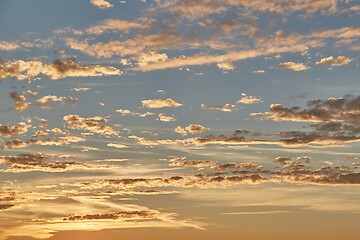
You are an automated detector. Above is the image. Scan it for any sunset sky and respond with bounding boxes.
[0,0,359,239]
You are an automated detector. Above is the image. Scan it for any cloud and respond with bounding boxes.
[169,157,216,168]
[142,98,182,108]
[236,95,262,104]
[215,162,263,170]
[253,95,360,124]
[311,27,360,40]
[217,62,236,71]
[185,124,209,134]
[63,115,119,136]
[9,92,29,111]
[162,0,227,19]
[191,131,360,148]
[0,136,85,150]
[34,95,78,109]
[161,0,344,19]
[175,126,187,136]
[315,56,352,67]
[277,61,309,71]
[0,122,28,137]
[201,103,236,112]
[116,109,154,117]
[0,41,21,51]
[137,51,169,67]
[253,69,265,74]
[71,87,91,92]
[59,210,163,221]
[9,92,78,111]
[107,143,128,149]
[65,32,182,59]
[158,114,177,122]
[90,0,113,9]
[85,18,150,35]
[0,204,14,210]
[0,152,113,172]
[0,59,122,80]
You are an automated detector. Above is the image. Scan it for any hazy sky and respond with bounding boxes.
[0,0,359,239]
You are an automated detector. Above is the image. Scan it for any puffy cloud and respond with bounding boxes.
[277,61,309,71]
[137,52,169,67]
[201,103,236,112]
[0,59,121,81]
[9,92,78,111]
[63,115,119,136]
[71,87,91,92]
[116,109,154,117]
[236,95,262,104]
[44,59,122,80]
[185,124,209,134]
[142,98,182,108]
[0,122,28,137]
[34,95,78,109]
[33,130,49,138]
[0,41,20,51]
[9,92,29,111]
[174,124,209,136]
[158,114,177,122]
[315,56,352,67]
[217,62,236,71]
[51,128,66,135]
[253,95,360,124]
[90,0,113,9]
[174,127,187,137]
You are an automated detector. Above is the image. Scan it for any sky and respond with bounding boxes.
[0,0,359,239]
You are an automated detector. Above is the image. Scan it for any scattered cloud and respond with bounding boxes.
[315,56,352,67]
[0,41,21,51]
[9,92,78,111]
[0,59,122,80]
[90,0,113,9]
[107,143,128,149]
[201,103,236,112]
[0,152,112,172]
[185,124,209,134]
[85,18,150,35]
[158,114,177,122]
[0,122,28,137]
[236,95,262,104]
[63,115,119,135]
[277,61,309,71]
[217,62,236,71]
[71,87,91,92]
[142,98,182,108]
